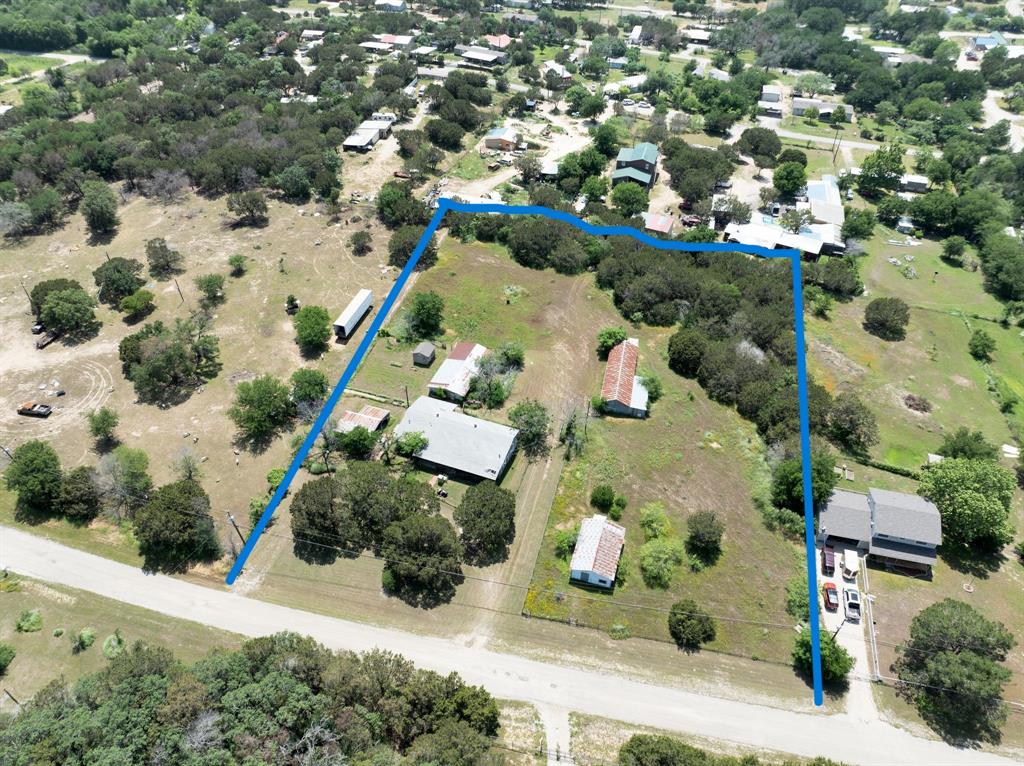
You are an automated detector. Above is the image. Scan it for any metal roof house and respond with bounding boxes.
[800,174,845,227]
[819,488,942,575]
[394,396,518,480]
[570,514,626,589]
[612,143,659,189]
[601,338,649,418]
[413,341,436,367]
[484,126,520,151]
[428,341,487,401]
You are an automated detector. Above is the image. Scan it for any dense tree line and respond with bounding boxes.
[0,633,501,766]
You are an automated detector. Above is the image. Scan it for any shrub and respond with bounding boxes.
[639,502,670,540]
[609,494,628,521]
[266,468,286,490]
[863,296,910,341]
[228,254,247,276]
[71,627,97,653]
[16,609,42,633]
[638,538,685,588]
[785,575,810,621]
[0,643,14,675]
[968,328,996,361]
[590,484,615,511]
[102,630,126,659]
[596,326,627,358]
[686,510,724,562]
[793,626,853,684]
[668,599,716,648]
[554,527,578,558]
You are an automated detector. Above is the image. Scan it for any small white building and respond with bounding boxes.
[375,0,406,10]
[428,341,487,401]
[570,514,626,589]
[628,25,643,47]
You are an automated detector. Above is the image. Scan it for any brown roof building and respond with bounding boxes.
[336,405,390,434]
[601,338,649,418]
[570,514,626,588]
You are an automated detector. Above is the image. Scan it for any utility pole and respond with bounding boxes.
[404,384,410,407]
[0,444,12,460]
[173,278,185,304]
[19,280,31,309]
[3,689,21,708]
[831,617,846,641]
[226,512,246,546]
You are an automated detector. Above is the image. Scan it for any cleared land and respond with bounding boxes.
[246,236,824,707]
[0,190,393,571]
[807,227,1020,471]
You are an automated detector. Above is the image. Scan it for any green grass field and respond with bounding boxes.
[0,575,242,710]
[807,228,1020,470]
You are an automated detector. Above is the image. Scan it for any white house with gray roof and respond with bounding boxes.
[393,397,518,480]
[819,488,942,575]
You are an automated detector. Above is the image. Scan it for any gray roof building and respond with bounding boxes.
[819,487,942,574]
[393,397,518,480]
[413,341,436,366]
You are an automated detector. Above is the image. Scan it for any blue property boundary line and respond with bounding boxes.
[225,200,825,705]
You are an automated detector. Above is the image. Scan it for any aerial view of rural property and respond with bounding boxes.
[2,0,1024,763]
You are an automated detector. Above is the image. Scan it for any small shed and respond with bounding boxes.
[336,405,390,434]
[413,341,436,367]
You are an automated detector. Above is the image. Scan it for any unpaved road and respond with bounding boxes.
[3,527,1020,766]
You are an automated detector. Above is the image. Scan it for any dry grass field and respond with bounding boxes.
[0,190,393,570]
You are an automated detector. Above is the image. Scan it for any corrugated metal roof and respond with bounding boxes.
[602,338,639,407]
[336,405,390,433]
[571,515,626,581]
[616,142,659,165]
[393,397,518,479]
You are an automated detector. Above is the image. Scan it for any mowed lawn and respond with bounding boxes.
[0,576,243,712]
[807,228,1019,470]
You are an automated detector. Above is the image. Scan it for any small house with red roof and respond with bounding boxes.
[601,338,649,418]
[570,514,626,589]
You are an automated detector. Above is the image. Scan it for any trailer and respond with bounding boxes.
[333,289,373,339]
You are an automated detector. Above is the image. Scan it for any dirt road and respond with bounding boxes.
[4,527,1019,766]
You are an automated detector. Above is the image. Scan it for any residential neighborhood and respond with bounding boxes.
[1,0,1023,763]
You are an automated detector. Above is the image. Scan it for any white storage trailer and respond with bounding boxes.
[333,289,373,339]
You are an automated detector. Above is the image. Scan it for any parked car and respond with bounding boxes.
[393,170,411,179]
[637,100,651,109]
[31,322,44,335]
[622,98,635,106]
[821,544,835,576]
[822,582,839,612]
[843,587,861,621]
[17,402,52,418]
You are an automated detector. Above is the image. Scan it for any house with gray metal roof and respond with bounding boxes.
[393,397,518,480]
[819,487,942,575]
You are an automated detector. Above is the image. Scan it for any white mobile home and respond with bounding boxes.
[333,289,373,339]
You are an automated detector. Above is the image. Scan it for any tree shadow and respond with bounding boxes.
[894,681,1005,747]
[792,665,851,702]
[140,542,220,574]
[86,230,117,248]
[13,499,91,529]
[387,572,464,609]
[684,540,722,568]
[57,321,102,346]
[463,543,511,568]
[938,545,1005,579]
